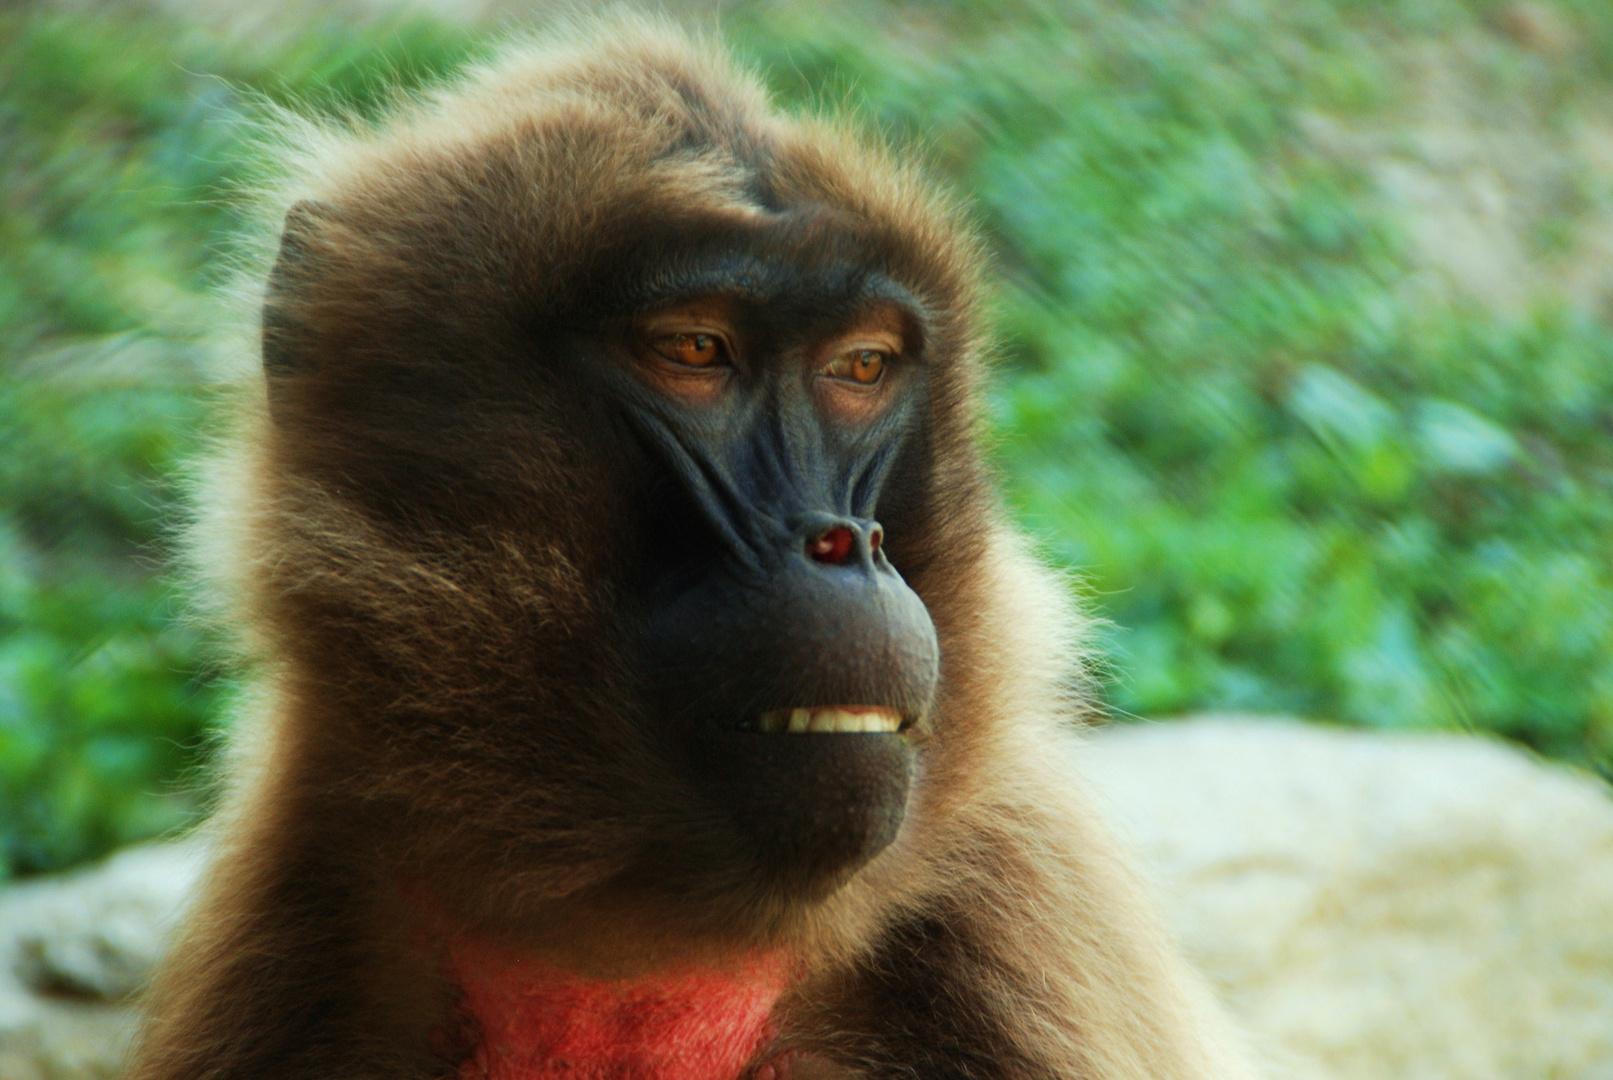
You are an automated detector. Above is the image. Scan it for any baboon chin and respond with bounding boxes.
[128,14,1256,1080]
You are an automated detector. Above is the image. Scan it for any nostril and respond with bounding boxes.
[807,525,856,565]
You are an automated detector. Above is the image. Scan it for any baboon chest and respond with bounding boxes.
[446,937,790,1080]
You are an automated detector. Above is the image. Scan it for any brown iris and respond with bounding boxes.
[652,332,723,367]
[825,349,887,385]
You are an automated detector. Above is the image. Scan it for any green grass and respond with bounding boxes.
[2,0,1611,876]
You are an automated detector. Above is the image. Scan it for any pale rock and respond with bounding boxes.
[0,842,206,1080]
[1080,716,1613,1080]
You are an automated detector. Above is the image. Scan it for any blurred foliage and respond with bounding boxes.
[0,3,483,876]
[731,0,1613,764]
[2,0,1611,876]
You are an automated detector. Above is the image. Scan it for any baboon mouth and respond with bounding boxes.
[696,715,916,891]
[749,706,908,734]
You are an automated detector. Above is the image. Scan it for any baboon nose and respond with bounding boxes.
[805,521,882,566]
[807,526,854,564]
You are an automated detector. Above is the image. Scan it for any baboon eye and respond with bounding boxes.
[823,348,888,385]
[652,332,726,368]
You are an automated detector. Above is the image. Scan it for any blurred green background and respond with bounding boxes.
[4,0,1613,878]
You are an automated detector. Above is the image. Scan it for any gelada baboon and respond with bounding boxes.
[128,15,1253,1080]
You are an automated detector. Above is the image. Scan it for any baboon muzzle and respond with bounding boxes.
[627,375,940,893]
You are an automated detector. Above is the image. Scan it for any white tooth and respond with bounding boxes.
[779,706,905,733]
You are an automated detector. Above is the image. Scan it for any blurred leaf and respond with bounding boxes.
[1414,400,1519,476]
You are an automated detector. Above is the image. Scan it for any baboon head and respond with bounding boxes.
[250,24,991,943]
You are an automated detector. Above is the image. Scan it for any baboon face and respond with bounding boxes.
[260,95,980,914]
[591,225,943,894]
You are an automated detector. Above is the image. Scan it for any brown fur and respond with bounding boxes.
[129,15,1254,1080]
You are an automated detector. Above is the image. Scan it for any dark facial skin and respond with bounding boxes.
[588,258,942,899]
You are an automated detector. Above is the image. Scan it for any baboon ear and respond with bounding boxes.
[262,199,333,375]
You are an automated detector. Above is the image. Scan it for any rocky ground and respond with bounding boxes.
[0,842,206,1080]
[1082,718,1613,1080]
[2,718,1609,1080]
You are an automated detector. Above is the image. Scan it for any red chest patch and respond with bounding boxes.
[447,938,790,1080]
